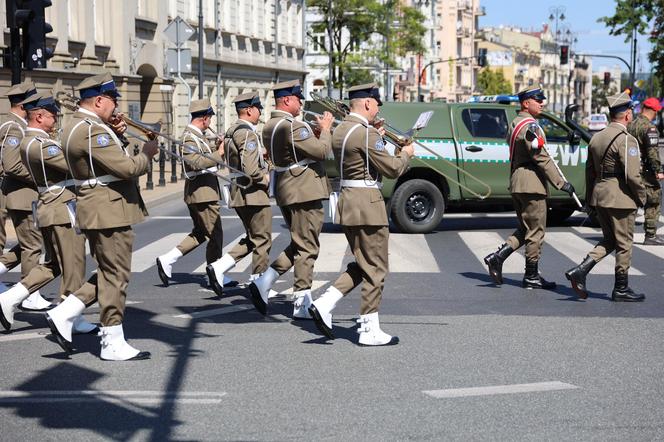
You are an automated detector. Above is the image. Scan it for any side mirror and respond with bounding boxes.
[568,130,581,145]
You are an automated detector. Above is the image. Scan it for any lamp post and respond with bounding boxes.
[548,6,566,114]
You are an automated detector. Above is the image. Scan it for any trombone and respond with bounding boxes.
[308,92,492,200]
[55,91,252,189]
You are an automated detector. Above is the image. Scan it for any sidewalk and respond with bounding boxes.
[2,173,184,244]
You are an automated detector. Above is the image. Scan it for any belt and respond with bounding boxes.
[187,166,219,177]
[340,179,383,189]
[601,171,625,179]
[273,158,315,173]
[74,174,123,187]
[38,179,76,193]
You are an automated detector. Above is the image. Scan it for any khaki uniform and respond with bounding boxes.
[225,119,272,274]
[330,113,410,314]
[586,122,646,273]
[0,112,42,277]
[0,113,25,261]
[261,110,331,290]
[176,124,224,264]
[18,128,87,298]
[505,111,565,260]
[627,113,662,236]
[63,107,150,326]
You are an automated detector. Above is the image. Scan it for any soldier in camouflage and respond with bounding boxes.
[627,97,664,245]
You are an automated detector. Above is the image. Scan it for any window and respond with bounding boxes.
[538,117,568,142]
[311,33,326,53]
[461,108,508,139]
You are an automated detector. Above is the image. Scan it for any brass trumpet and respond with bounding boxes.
[308,92,492,200]
[55,91,252,189]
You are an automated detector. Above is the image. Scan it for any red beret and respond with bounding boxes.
[642,97,662,111]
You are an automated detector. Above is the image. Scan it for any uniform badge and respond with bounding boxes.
[96,134,110,146]
[374,139,385,151]
[299,128,310,139]
[246,141,257,151]
[47,145,60,156]
[628,147,638,157]
[6,136,19,147]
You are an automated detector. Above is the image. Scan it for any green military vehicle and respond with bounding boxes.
[311,96,590,233]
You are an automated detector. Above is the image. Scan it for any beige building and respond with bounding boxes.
[1,0,306,137]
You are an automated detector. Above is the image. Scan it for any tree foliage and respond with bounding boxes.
[476,68,512,95]
[591,76,617,113]
[308,0,426,96]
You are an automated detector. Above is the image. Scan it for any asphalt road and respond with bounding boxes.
[0,197,663,441]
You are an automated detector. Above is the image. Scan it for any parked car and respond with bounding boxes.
[587,113,608,132]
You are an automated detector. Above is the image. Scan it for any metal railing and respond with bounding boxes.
[133,141,181,190]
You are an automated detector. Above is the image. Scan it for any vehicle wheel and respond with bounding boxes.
[547,207,575,226]
[390,179,445,233]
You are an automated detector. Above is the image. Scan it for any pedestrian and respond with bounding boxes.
[308,82,414,346]
[565,92,646,301]
[206,92,272,295]
[0,92,96,335]
[46,72,158,360]
[249,80,334,316]
[627,97,664,245]
[0,80,51,310]
[484,86,575,289]
[156,98,236,290]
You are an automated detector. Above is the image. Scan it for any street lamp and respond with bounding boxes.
[548,6,566,114]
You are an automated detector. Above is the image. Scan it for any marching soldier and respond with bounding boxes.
[156,99,235,290]
[249,80,333,316]
[484,87,575,289]
[0,92,96,335]
[627,97,664,245]
[45,72,158,360]
[206,92,272,295]
[566,92,646,301]
[0,80,51,310]
[309,83,414,346]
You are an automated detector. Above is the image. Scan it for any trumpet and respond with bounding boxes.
[55,91,252,189]
[308,92,492,200]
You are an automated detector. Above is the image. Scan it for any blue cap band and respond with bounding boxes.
[274,85,304,99]
[235,96,263,110]
[10,88,37,105]
[348,88,382,105]
[24,96,60,114]
[191,107,215,118]
[518,88,546,101]
[79,80,121,99]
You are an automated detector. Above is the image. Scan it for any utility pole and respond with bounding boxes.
[198,0,204,99]
[327,0,333,97]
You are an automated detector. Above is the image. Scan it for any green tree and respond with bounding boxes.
[598,0,664,95]
[591,76,617,113]
[476,68,512,95]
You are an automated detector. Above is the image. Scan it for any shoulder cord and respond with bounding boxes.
[339,123,362,184]
[180,130,206,181]
[270,117,308,171]
[26,137,66,198]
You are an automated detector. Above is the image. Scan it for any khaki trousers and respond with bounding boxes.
[505,193,547,261]
[21,224,86,298]
[229,205,272,274]
[72,227,133,326]
[271,200,324,291]
[0,206,6,250]
[332,225,389,315]
[177,202,223,264]
[2,210,42,279]
[0,205,21,269]
[589,207,636,274]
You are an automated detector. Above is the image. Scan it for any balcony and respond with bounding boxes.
[476,6,486,16]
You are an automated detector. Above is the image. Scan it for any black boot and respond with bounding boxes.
[522,260,556,290]
[484,243,514,285]
[564,256,596,299]
[611,273,645,302]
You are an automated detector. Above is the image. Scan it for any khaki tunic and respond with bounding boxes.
[63,107,150,326]
[330,113,410,315]
[0,113,25,265]
[586,122,646,274]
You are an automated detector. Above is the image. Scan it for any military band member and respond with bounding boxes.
[566,92,646,301]
[249,80,333,316]
[156,99,234,290]
[45,72,158,360]
[627,97,664,245]
[484,87,574,290]
[0,93,95,335]
[308,83,413,346]
[206,92,272,296]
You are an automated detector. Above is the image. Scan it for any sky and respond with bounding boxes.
[479,0,654,75]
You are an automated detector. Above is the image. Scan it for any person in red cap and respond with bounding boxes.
[627,97,664,245]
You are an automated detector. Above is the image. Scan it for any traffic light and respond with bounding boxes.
[603,72,610,87]
[560,45,569,65]
[477,48,488,68]
[19,0,54,69]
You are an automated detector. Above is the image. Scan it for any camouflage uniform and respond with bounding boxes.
[627,113,662,239]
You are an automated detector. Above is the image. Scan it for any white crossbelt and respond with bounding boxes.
[38,179,76,193]
[74,174,123,187]
[273,158,315,173]
[186,166,219,177]
[226,172,245,178]
[340,179,383,189]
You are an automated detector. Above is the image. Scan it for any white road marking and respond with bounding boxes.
[0,390,226,405]
[547,231,644,275]
[131,233,188,272]
[314,233,349,272]
[458,231,524,274]
[389,234,440,273]
[193,233,281,274]
[423,381,579,399]
[274,280,329,296]
[173,304,254,319]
